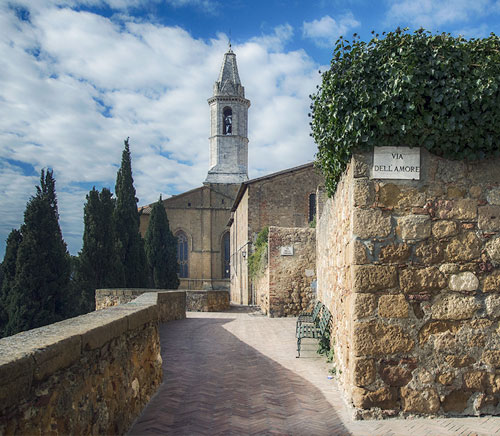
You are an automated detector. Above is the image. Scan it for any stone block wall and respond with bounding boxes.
[254,226,316,317]
[96,288,229,313]
[95,288,152,310]
[254,268,270,314]
[186,290,230,311]
[95,289,186,321]
[316,167,355,396]
[317,149,500,418]
[0,291,185,435]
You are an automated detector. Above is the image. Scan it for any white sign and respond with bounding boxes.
[371,147,420,180]
[280,246,294,256]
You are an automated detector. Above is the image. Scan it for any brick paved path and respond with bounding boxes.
[129,307,500,436]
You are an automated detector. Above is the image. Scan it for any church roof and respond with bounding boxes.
[213,46,245,98]
[230,162,316,213]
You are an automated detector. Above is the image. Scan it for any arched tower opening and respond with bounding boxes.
[223,107,232,135]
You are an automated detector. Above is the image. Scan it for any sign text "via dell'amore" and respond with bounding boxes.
[371,146,421,180]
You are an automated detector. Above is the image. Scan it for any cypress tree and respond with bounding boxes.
[77,187,120,312]
[144,196,179,289]
[4,170,70,336]
[114,138,148,288]
[0,229,22,336]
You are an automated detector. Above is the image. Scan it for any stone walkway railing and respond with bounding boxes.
[0,290,184,435]
[96,288,230,312]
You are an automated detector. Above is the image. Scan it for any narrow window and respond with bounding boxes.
[309,193,316,223]
[223,232,230,278]
[176,231,188,278]
[223,107,232,135]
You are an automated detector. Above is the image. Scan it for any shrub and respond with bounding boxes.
[311,28,500,195]
[248,227,269,279]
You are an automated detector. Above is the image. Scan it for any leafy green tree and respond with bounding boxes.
[144,196,179,289]
[311,29,500,195]
[0,229,22,336]
[4,170,70,336]
[77,187,121,312]
[114,138,148,288]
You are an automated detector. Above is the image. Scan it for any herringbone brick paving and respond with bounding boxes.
[128,306,500,436]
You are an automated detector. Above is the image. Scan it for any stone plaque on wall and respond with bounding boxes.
[280,246,294,256]
[371,146,420,180]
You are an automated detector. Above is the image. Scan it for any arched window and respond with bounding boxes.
[223,107,232,135]
[309,193,316,223]
[222,232,230,278]
[176,231,188,278]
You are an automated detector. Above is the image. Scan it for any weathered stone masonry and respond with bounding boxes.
[96,288,230,312]
[0,291,185,435]
[254,226,316,317]
[317,149,500,418]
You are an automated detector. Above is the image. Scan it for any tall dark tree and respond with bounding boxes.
[0,229,22,336]
[4,170,70,336]
[77,187,120,312]
[144,196,179,289]
[114,138,148,287]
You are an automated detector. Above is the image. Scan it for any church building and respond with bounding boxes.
[140,46,323,297]
[139,46,247,291]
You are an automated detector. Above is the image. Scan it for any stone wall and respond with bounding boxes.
[0,291,185,435]
[230,187,249,305]
[316,168,354,397]
[139,183,239,284]
[317,149,500,418]
[95,288,152,310]
[254,226,316,317]
[254,267,270,315]
[96,288,229,313]
[186,290,230,312]
[230,164,324,305]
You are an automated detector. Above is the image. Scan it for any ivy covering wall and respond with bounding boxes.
[310,29,500,195]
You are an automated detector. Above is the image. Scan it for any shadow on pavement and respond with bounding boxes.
[128,316,350,436]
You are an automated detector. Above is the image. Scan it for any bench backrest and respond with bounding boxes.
[311,301,323,320]
[318,308,331,335]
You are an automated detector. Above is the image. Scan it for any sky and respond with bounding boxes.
[1,0,500,257]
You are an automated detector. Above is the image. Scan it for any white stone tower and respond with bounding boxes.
[205,45,250,184]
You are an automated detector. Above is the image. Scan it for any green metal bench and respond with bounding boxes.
[296,300,323,334]
[296,306,331,358]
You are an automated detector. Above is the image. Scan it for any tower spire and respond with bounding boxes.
[205,48,250,185]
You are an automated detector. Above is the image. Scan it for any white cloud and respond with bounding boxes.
[0,3,321,256]
[454,23,490,38]
[302,13,360,47]
[385,0,499,29]
[164,0,219,13]
[250,24,294,52]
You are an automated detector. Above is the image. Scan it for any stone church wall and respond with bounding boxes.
[254,226,316,317]
[230,188,250,305]
[230,164,323,305]
[317,149,500,418]
[247,166,323,237]
[140,183,239,291]
[0,291,185,435]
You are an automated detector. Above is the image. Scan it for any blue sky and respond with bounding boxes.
[1,0,500,258]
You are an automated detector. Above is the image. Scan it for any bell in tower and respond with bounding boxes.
[204,45,250,184]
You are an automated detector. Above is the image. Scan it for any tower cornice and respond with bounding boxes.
[207,96,250,107]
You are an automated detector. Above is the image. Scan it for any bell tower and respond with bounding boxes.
[205,45,250,184]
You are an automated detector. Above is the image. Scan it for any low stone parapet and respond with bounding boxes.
[0,290,185,435]
[96,288,229,313]
[95,288,186,318]
[186,290,230,311]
